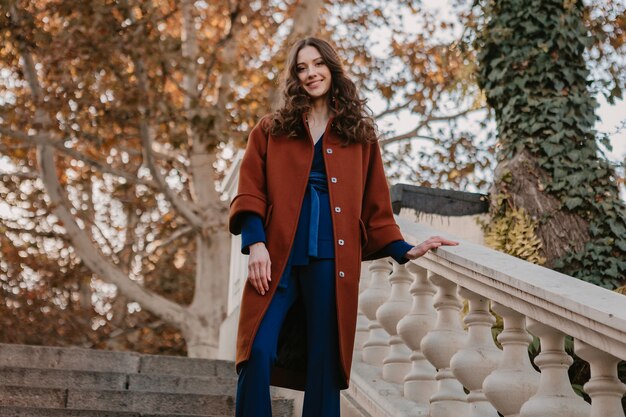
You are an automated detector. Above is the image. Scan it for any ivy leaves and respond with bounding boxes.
[483,206,547,266]
[476,0,626,287]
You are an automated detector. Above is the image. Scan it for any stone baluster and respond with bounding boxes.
[397,263,437,404]
[520,319,591,417]
[483,303,540,417]
[360,259,392,366]
[450,288,502,417]
[421,272,468,417]
[575,339,626,417]
[376,261,413,383]
[355,261,372,351]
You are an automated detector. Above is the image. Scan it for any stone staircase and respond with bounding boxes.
[0,343,294,417]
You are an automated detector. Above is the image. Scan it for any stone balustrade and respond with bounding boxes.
[225,153,624,416]
[353,217,626,417]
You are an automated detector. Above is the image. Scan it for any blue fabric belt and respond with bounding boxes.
[307,171,329,258]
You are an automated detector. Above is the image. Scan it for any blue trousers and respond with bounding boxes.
[235,259,341,417]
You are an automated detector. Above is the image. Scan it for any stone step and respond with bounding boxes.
[138,355,234,378]
[0,386,293,417]
[0,344,139,374]
[0,343,236,378]
[0,406,231,416]
[0,386,65,409]
[0,367,128,391]
[128,374,236,396]
[0,367,237,395]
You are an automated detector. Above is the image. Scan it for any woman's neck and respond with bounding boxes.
[308,98,333,124]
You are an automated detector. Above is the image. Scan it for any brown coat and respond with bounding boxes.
[228,113,404,390]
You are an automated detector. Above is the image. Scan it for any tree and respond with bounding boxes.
[0,0,323,356]
[475,0,626,287]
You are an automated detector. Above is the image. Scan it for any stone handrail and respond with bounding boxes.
[352,216,626,417]
[400,217,626,360]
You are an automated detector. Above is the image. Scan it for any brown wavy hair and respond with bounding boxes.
[269,37,378,145]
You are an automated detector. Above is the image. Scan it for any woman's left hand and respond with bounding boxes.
[404,236,459,260]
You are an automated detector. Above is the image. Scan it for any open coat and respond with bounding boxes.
[228,113,405,390]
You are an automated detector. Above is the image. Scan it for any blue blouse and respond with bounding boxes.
[240,134,413,267]
[289,137,334,265]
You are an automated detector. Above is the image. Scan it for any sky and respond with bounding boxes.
[596,96,626,162]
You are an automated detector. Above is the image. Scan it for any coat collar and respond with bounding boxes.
[301,111,339,146]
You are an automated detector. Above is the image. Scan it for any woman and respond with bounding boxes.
[229,37,457,417]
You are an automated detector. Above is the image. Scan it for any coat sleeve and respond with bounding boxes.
[361,141,406,260]
[229,116,271,236]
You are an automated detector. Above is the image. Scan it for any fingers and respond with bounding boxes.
[248,254,271,295]
[248,262,261,295]
[406,236,460,260]
[259,273,269,294]
[438,238,459,246]
[426,235,459,246]
[421,241,442,252]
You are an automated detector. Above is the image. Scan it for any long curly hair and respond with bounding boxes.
[269,37,378,145]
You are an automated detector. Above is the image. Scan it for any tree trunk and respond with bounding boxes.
[491,150,589,265]
[186,230,231,357]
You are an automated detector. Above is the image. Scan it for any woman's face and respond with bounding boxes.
[295,46,332,100]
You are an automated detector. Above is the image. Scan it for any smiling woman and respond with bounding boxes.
[228,37,457,417]
[296,48,332,101]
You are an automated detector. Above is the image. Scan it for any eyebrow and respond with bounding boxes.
[296,57,324,66]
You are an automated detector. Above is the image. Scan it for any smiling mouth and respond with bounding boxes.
[307,80,322,88]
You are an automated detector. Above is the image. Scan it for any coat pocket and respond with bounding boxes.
[264,204,274,228]
[358,218,368,247]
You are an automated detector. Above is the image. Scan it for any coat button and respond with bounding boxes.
[338,271,345,278]
[331,177,337,183]
[334,206,341,213]
[338,239,344,246]
[326,148,333,154]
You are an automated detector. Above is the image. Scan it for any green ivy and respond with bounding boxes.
[475,0,626,288]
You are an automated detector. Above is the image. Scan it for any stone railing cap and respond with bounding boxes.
[397,217,626,360]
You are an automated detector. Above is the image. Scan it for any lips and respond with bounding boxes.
[307,80,322,88]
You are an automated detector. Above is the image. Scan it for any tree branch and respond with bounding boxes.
[117,143,190,171]
[0,126,159,188]
[380,133,439,146]
[374,100,412,119]
[8,2,189,326]
[0,222,73,245]
[0,170,38,180]
[134,74,205,230]
[139,225,195,258]
[123,1,204,230]
[0,142,32,153]
[198,2,243,97]
[84,216,121,263]
[427,107,484,122]
[40,143,188,324]
[379,107,484,146]
[65,127,190,167]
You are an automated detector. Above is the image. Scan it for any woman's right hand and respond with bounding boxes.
[248,242,272,295]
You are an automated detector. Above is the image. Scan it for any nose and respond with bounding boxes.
[306,66,320,78]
